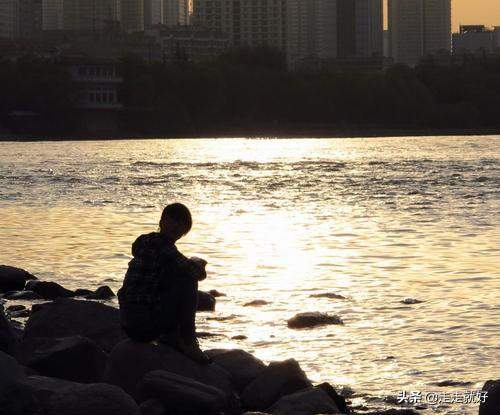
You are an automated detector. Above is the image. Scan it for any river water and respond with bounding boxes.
[1,137,499,414]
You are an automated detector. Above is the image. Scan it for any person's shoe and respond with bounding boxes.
[176,336,212,365]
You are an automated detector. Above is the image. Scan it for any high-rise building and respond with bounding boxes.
[163,0,189,26]
[453,25,500,55]
[355,0,383,57]
[63,0,120,32]
[193,0,287,50]
[42,0,64,30]
[144,0,162,29]
[121,0,144,32]
[19,0,43,38]
[388,0,451,66]
[0,0,19,38]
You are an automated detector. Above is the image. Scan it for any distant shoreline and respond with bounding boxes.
[1,126,500,142]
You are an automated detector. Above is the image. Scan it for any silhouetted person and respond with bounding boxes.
[118,203,211,364]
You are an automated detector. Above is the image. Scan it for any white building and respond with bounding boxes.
[193,0,287,50]
[163,0,189,26]
[388,0,451,66]
[0,0,19,38]
[121,0,144,32]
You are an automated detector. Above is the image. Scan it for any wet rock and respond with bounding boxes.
[139,399,165,415]
[208,290,226,297]
[23,298,125,353]
[309,292,346,300]
[242,359,312,411]
[3,290,43,300]
[432,380,473,387]
[25,280,75,300]
[363,410,420,415]
[0,350,25,386]
[0,305,18,355]
[0,265,37,293]
[244,300,270,307]
[268,385,340,415]
[26,335,107,383]
[73,289,94,297]
[137,370,227,413]
[46,382,141,415]
[197,291,216,311]
[242,413,271,415]
[8,308,31,319]
[104,339,233,401]
[232,335,248,340]
[479,379,500,415]
[88,285,115,300]
[287,312,343,329]
[6,305,26,312]
[206,349,266,392]
[400,298,424,305]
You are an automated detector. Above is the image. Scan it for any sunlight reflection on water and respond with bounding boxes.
[1,136,499,414]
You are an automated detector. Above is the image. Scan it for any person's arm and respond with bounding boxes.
[161,246,207,281]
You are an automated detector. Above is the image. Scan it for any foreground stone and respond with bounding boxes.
[287,312,344,329]
[207,349,266,392]
[400,298,424,305]
[268,385,340,415]
[0,306,18,355]
[3,290,43,300]
[26,335,107,383]
[309,293,346,300]
[242,359,312,411]
[25,280,75,300]
[23,298,125,353]
[137,370,227,413]
[0,265,37,292]
[244,300,270,307]
[479,379,500,415]
[87,285,115,300]
[104,339,233,401]
[198,291,216,311]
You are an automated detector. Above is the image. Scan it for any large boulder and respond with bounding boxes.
[25,280,74,300]
[0,265,37,292]
[87,286,115,300]
[139,399,165,415]
[23,298,125,353]
[197,291,216,311]
[206,349,266,392]
[26,335,107,383]
[479,379,500,415]
[0,305,18,355]
[137,370,227,413]
[242,359,312,411]
[104,339,233,401]
[268,386,340,415]
[287,312,343,329]
[3,290,43,300]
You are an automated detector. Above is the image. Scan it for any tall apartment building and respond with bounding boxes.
[0,0,19,38]
[287,0,382,67]
[42,0,64,30]
[19,0,43,38]
[144,0,162,29]
[388,0,451,66]
[452,25,500,55]
[63,0,120,32]
[121,0,144,32]
[163,0,189,26]
[193,0,287,50]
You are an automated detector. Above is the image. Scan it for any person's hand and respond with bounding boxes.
[190,256,207,268]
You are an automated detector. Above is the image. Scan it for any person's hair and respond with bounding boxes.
[160,203,192,234]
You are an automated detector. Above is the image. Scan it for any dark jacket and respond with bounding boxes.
[117,232,205,334]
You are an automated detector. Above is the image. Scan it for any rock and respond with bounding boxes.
[232,335,248,340]
[6,305,26,312]
[0,350,25,387]
[287,312,343,329]
[46,382,141,415]
[139,399,166,415]
[23,298,125,353]
[208,290,226,297]
[309,293,346,300]
[73,289,94,297]
[26,336,107,383]
[0,306,18,355]
[87,285,115,300]
[243,300,270,307]
[432,380,473,387]
[479,379,500,415]
[198,291,216,311]
[137,370,227,413]
[25,280,75,300]
[400,298,423,305]
[206,349,266,392]
[268,385,340,415]
[242,413,271,415]
[363,410,420,415]
[0,265,37,293]
[8,308,31,319]
[3,290,43,300]
[242,359,312,411]
[104,339,233,401]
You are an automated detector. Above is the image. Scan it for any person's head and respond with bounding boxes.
[159,203,192,241]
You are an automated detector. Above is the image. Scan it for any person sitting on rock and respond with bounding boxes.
[118,203,211,364]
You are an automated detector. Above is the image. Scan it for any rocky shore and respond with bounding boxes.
[0,265,498,415]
